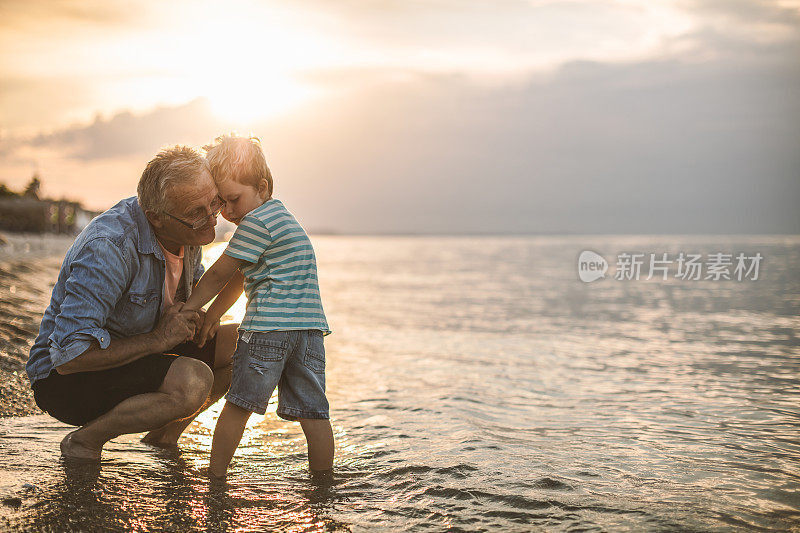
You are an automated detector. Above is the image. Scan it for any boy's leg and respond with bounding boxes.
[208,330,289,476]
[277,330,332,471]
[210,401,253,477]
[298,418,334,471]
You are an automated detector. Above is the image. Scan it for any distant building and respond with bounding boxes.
[0,174,100,234]
[0,197,98,234]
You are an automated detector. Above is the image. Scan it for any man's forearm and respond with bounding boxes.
[56,330,166,375]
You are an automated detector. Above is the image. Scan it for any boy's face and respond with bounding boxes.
[218,178,266,225]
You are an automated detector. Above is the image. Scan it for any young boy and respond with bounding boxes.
[184,134,333,477]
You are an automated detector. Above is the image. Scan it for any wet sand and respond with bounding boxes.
[0,233,73,417]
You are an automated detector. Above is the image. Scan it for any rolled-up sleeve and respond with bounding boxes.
[48,237,129,368]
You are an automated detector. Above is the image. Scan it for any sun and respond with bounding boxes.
[176,3,334,125]
[205,73,320,124]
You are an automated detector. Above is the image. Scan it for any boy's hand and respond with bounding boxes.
[189,308,205,344]
[195,314,220,348]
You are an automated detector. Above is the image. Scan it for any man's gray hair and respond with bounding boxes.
[137,145,210,213]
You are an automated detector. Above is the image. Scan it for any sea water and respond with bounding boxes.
[0,235,798,531]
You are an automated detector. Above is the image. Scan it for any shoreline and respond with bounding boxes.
[0,371,38,417]
[0,233,76,417]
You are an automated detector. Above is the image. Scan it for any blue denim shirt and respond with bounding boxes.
[26,196,204,384]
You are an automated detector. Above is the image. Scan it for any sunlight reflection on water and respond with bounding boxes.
[0,235,799,531]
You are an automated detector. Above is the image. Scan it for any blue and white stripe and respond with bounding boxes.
[224,199,330,334]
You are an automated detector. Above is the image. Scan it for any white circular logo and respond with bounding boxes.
[578,250,608,282]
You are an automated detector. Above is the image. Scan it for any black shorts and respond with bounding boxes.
[32,336,218,427]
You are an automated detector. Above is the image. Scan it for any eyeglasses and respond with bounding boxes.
[164,197,224,230]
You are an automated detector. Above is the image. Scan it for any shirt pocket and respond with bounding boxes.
[128,292,157,306]
[111,289,160,335]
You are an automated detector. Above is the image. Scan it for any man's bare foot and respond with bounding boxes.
[60,430,101,461]
[141,431,179,449]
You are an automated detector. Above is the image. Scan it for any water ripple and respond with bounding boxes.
[0,236,798,531]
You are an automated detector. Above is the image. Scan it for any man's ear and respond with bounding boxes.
[145,209,165,229]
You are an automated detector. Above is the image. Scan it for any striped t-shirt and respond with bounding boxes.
[223,199,330,334]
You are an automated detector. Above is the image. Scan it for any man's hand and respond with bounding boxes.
[153,303,200,351]
[56,304,199,375]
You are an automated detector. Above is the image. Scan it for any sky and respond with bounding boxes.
[0,0,798,234]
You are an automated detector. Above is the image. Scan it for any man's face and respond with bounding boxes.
[158,170,219,247]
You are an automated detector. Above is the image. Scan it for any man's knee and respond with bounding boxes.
[161,357,214,417]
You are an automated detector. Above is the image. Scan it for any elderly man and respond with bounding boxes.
[26,145,237,460]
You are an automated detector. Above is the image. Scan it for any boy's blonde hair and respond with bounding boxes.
[204,133,273,198]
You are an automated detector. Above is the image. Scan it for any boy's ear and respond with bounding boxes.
[145,209,165,229]
[258,178,270,200]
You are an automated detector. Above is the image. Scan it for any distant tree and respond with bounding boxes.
[23,173,41,199]
[0,183,17,198]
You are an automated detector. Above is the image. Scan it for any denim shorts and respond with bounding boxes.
[226,329,329,419]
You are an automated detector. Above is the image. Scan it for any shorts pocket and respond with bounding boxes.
[248,335,287,362]
[303,333,325,374]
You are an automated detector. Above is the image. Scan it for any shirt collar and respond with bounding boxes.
[131,197,164,260]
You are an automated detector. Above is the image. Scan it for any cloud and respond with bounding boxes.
[24,99,226,161]
[272,52,800,234]
[1,2,798,233]
[0,99,231,208]
[291,0,687,69]
[663,0,800,63]
[682,0,800,25]
[0,0,139,30]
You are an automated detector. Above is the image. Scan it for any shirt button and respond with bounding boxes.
[100,337,105,342]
